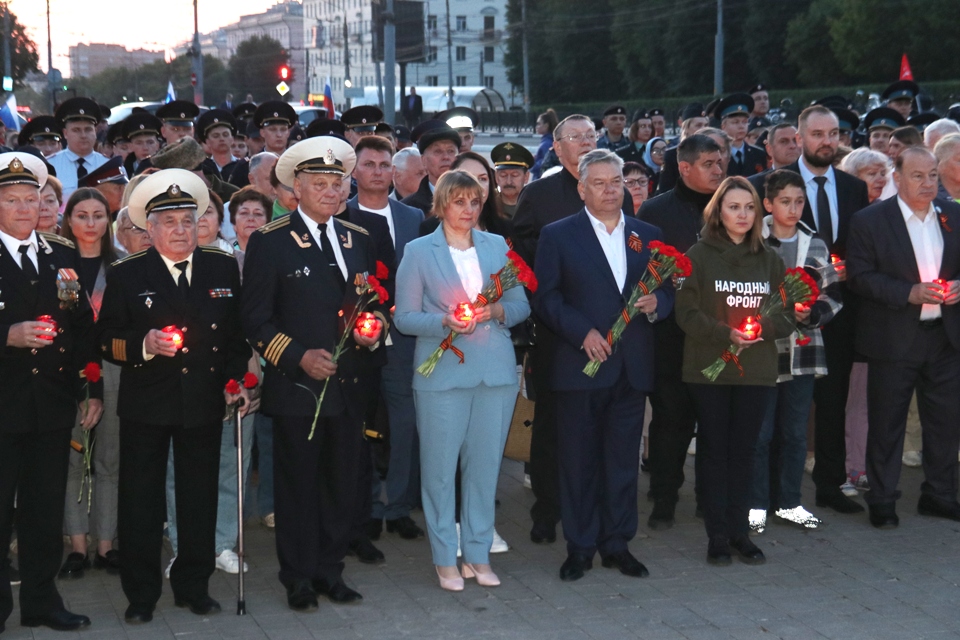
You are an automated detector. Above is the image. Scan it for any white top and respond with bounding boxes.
[585,207,627,292]
[448,245,483,301]
[358,202,396,246]
[798,157,839,243]
[47,148,109,199]
[299,209,347,280]
[0,228,38,272]
[898,197,944,320]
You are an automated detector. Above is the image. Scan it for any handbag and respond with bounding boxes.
[503,355,535,462]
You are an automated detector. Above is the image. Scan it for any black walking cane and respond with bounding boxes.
[234,395,246,615]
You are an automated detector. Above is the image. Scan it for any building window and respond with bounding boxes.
[456,46,466,62]
[426,75,439,87]
[456,76,466,87]
[483,16,495,38]
[456,16,467,31]
[426,45,438,63]
[484,46,494,63]
[484,76,495,89]
[427,15,437,31]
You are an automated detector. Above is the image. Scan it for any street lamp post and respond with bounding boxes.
[191,0,205,106]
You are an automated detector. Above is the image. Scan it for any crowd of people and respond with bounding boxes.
[2,75,960,632]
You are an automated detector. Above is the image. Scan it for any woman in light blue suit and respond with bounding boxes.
[394,171,530,591]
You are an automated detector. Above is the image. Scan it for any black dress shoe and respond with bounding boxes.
[21,609,91,631]
[647,502,676,531]
[58,552,89,578]
[93,549,121,574]
[600,550,649,577]
[530,521,556,544]
[287,581,319,611]
[174,595,221,616]
[9,564,20,586]
[917,494,960,521]
[730,536,766,565]
[816,490,865,514]
[313,578,363,604]
[348,537,385,564]
[868,503,899,529]
[640,457,650,473]
[365,518,383,540]
[559,553,593,582]
[707,537,732,566]
[386,516,425,539]
[124,604,154,624]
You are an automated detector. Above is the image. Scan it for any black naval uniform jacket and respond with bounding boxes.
[241,211,388,421]
[0,232,102,433]
[96,246,249,428]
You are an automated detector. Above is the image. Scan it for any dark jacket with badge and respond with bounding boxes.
[96,245,249,428]
[0,232,102,433]
[241,211,388,420]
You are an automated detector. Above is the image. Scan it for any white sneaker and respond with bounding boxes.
[774,506,822,529]
[215,550,248,574]
[804,455,816,475]
[262,513,275,528]
[687,437,696,456]
[164,556,176,580]
[523,474,532,489]
[748,509,766,535]
[456,523,462,558]
[490,528,509,554]
[840,480,858,498]
[902,450,922,468]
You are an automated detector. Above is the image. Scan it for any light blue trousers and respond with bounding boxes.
[415,384,516,566]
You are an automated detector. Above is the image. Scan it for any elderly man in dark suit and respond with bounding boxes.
[0,153,101,633]
[847,146,960,529]
[534,149,673,582]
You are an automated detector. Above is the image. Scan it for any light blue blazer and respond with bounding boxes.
[394,224,530,392]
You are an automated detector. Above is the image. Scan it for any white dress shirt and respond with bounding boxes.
[585,208,627,292]
[798,157,840,243]
[299,209,348,280]
[0,229,39,272]
[898,197,944,320]
[47,148,109,199]
[358,201,396,246]
[448,246,483,301]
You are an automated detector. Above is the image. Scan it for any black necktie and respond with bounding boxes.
[814,176,834,245]
[77,157,87,181]
[317,223,346,292]
[18,245,38,284]
[174,261,190,298]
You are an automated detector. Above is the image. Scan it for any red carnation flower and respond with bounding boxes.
[376,261,389,280]
[82,362,101,384]
[796,335,812,347]
[225,379,241,395]
[242,372,259,389]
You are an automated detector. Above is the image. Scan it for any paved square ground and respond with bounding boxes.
[5,457,960,639]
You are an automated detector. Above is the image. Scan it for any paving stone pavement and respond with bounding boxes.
[6,457,960,639]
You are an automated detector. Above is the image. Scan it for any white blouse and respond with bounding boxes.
[448,245,483,302]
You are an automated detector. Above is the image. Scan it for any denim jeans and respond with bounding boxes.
[166,414,254,554]
[254,413,275,517]
[751,375,816,511]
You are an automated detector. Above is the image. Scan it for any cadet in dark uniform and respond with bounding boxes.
[0,152,100,632]
[18,116,62,158]
[717,93,767,177]
[78,156,129,217]
[97,169,250,624]
[832,107,860,148]
[749,83,772,127]
[341,105,383,147]
[881,79,919,121]
[306,118,347,138]
[436,107,478,153]
[649,108,666,139]
[597,105,631,154]
[490,141,534,218]
[864,107,905,155]
[241,137,387,611]
[617,109,652,166]
[156,100,200,146]
[230,102,297,188]
[196,109,240,182]
[104,122,129,160]
[907,112,939,135]
[121,112,162,176]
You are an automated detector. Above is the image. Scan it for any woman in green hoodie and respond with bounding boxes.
[675,176,795,566]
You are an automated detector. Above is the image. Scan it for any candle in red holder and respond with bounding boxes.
[162,325,184,350]
[794,302,809,312]
[35,315,57,341]
[739,316,761,341]
[454,302,475,323]
[830,254,841,264]
[935,278,947,288]
[355,312,381,339]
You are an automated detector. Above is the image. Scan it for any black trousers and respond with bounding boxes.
[0,427,70,624]
[118,420,220,608]
[274,414,362,587]
[865,324,960,506]
[528,323,561,527]
[690,383,776,540]
[812,306,856,494]
[647,319,698,507]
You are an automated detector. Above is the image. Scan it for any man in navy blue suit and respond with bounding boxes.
[533,150,674,582]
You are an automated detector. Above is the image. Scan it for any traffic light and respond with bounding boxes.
[279,65,294,84]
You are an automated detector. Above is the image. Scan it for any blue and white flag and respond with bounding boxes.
[0,95,19,131]
[165,81,176,104]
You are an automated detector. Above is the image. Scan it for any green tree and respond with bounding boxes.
[829,0,908,83]
[739,0,811,91]
[784,0,847,87]
[609,0,673,97]
[0,3,41,88]
[229,35,289,103]
[904,0,960,82]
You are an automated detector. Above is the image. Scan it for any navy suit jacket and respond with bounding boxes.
[533,210,674,392]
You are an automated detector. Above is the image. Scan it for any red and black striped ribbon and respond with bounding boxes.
[778,283,787,308]
[492,274,504,299]
[646,262,663,285]
[440,332,465,364]
[628,235,643,253]
[475,294,489,307]
[721,350,745,377]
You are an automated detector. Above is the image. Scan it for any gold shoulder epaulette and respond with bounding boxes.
[39,232,75,248]
[200,246,232,257]
[337,219,370,235]
[259,215,291,234]
[111,249,148,267]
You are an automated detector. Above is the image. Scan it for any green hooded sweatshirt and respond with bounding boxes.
[675,232,795,386]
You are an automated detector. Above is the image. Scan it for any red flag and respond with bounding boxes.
[899,54,914,81]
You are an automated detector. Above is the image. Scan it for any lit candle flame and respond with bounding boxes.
[35,315,57,341]
[162,325,184,350]
[355,312,381,338]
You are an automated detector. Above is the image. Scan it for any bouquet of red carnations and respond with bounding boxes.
[701,267,820,381]
[583,241,691,377]
[417,250,537,377]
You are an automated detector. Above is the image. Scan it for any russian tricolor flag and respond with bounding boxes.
[324,78,335,119]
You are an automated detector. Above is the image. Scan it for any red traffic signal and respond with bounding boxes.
[280,66,290,81]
